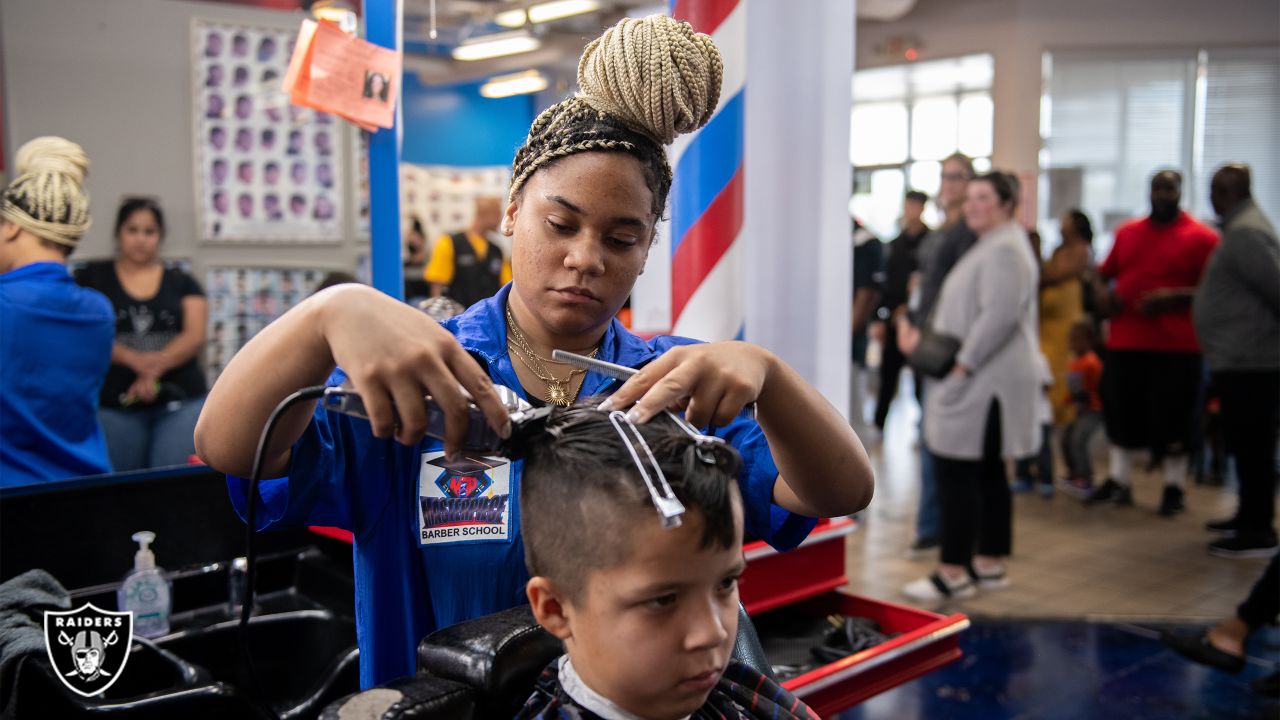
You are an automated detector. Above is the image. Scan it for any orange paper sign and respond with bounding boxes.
[283,20,401,131]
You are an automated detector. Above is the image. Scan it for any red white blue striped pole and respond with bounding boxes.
[669,0,745,340]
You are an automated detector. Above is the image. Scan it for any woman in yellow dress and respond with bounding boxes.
[1039,210,1095,426]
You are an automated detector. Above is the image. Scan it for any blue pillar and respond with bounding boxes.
[363,0,403,299]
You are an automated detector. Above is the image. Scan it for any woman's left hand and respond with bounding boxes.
[601,341,775,427]
[607,340,874,517]
[124,375,160,405]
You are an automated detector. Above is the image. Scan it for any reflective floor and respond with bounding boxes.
[835,619,1279,720]
[840,375,1279,718]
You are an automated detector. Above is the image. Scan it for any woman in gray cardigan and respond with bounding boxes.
[896,172,1042,602]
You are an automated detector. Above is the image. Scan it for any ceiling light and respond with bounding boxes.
[309,0,358,34]
[452,31,541,61]
[495,9,528,28]
[495,0,601,28]
[481,70,549,98]
[528,0,600,23]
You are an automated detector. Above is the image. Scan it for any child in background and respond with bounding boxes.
[518,406,817,720]
[1062,321,1105,496]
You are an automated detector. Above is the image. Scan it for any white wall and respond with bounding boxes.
[1,0,365,278]
[856,0,1280,176]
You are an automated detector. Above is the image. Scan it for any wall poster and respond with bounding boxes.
[193,19,343,242]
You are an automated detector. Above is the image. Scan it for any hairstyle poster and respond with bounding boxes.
[193,20,342,242]
[204,266,329,385]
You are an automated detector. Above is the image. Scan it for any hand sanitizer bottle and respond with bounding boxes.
[117,531,171,637]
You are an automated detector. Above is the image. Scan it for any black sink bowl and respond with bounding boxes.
[156,608,359,718]
[98,637,207,700]
[7,636,269,720]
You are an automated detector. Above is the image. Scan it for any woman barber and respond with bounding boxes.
[895,172,1040,602]
[195,15,873,689]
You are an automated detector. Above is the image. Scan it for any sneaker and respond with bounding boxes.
[1010,478,1034,494]
[1205,517,1242,536]
[1084,478,1131,507]
[1158,486,1185,517]
[1114,484,1133,506]
[1038,482,1055,499]
[903,571,976,602]
[1063,477,1093,499]
[907,537,939,560]
[1209,533,1279,559]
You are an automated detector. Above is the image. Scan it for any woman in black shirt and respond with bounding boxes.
[76,198,208,471]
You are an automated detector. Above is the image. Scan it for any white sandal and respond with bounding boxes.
[969,564,1011,590]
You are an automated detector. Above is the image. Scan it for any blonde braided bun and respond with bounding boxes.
[509,14,722,215]
[1,136,92,248]
[577,15,722,146]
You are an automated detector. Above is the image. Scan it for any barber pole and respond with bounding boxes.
[668,0,745,341]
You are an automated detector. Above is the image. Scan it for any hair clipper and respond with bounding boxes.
[320,383,552,459]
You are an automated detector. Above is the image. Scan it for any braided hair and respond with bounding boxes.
[0,136,92,253]
[509,15,722,219]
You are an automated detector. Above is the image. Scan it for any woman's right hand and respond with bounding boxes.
[894,314,921,356]
[317,285,512,453]
[198,284,513,476]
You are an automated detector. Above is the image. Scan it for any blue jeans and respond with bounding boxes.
[99,397,205,472]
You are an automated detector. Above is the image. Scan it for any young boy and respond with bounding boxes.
[517,406,818,720]
[1062,321,1104,496]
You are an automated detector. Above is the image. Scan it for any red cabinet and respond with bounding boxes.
[740,518,969,715]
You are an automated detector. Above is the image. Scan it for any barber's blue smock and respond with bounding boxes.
[0,262,115,486]
[227,285,816,688]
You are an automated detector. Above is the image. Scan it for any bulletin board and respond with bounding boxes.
[192,19,343,242]
[204,266,329,385]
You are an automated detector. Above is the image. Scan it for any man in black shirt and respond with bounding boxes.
[851,220,884,437]
[872,190,930,431]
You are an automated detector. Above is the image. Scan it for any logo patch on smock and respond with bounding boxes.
[418,452,512,545]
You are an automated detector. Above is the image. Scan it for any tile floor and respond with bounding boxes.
[845,392,1273,621]
[832,387,1279,718]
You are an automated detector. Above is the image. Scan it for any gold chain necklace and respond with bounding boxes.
[505,306,600,407]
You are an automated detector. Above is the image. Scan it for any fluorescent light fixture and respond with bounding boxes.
[495,0,601,28]
[494,9,528,28]
[452,31,541,61]
[480,70,549,98]
[310,0,358,34]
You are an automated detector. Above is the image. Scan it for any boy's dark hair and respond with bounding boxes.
[905,190,928,204]
[521,405,743,600]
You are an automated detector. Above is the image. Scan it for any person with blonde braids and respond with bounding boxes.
[196,15,872,688]
[0,136,115,486]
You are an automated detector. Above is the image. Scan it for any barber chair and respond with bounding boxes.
[320,603,773,720]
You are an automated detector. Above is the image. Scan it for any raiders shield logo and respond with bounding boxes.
[43,603,133,697]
